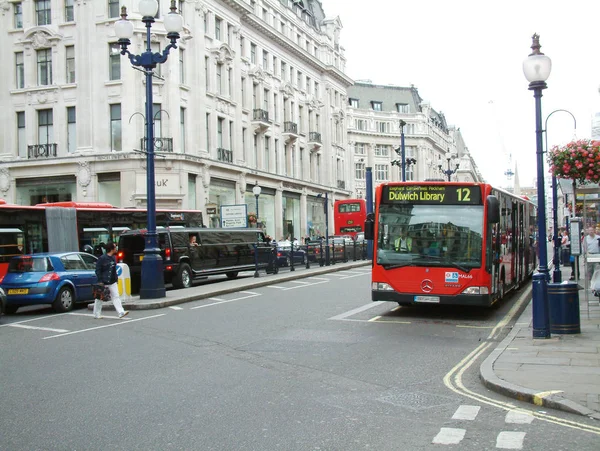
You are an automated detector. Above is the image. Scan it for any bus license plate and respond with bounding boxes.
[414,295,440,303]
[8,289,28,295]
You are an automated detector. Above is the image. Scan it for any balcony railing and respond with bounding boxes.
[337,180,346,189]
[217,148,233,163]
[253,109,270,122]
[308,131,321,143]
[284,121,298,134]
[140,137,173,153]
[28,143,57,159]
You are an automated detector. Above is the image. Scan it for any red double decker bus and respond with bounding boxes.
[334,199,366,239]
[366,181,536,307]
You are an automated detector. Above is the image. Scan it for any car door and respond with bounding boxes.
[79,252,99,300]
[60,254,90,300]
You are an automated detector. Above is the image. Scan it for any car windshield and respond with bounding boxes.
[8,256,51,273]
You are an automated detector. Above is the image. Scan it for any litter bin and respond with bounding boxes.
[547,282,580,334]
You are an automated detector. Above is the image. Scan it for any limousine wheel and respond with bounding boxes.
[173,263,192,289]
[226,272,239,280]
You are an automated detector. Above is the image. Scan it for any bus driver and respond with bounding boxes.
[394,229,412,253]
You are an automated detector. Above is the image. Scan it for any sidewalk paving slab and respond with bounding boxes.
[480,265,600,420]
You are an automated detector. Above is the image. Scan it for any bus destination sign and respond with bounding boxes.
[382,185,482,205]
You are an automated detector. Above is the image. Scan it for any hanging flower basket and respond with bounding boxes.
[547,139,600,184]
[247,213,257,225]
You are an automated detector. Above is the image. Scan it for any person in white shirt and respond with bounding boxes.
[584,226,600,282]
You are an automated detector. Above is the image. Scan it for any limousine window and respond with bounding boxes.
[171,232,188,247]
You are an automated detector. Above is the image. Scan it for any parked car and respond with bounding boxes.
[274,241,307,267]
[330,237,350,262]
[0,287,5,320]
[0,252,99,313]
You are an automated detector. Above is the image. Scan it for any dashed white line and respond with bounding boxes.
[169,306,183,310]
[190,292,261,310]
[496,431,526,449]
[432,427,466,445]
[43,314,166,339]
[505,410,534,424]
[452,405,481,420]
[8,324,69,333]
[266,285,287,290]
[208,297,225,301]
[289,280,310,285]
[329,301,386,320]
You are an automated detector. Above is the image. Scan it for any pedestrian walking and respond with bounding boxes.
[93,242,129,319]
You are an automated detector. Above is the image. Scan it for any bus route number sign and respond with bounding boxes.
[382,185,482,205]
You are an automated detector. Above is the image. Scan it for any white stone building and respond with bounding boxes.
[0,0,353,241]
[346,82,483,199]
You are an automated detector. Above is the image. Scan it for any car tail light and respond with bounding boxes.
[165,265,172,271]
[39,272,60,282]
[117,251,124,262]
[165,248,171,260]
[277,252,283,257]
[0,274,4,284]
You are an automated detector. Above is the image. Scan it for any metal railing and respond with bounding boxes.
[252,109,270,122]
[28,143,57,159]
[217,148,233,163]
[284,121,298,134]
[308,131,321,143]
[337,180,346,189]
[140,137,174,152]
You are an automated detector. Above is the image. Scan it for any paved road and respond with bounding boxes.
[1,268,598,450]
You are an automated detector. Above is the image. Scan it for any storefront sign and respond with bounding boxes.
[136,174,180,195]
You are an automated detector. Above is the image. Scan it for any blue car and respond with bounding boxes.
[274,241,306,267]
[0,252,98,313]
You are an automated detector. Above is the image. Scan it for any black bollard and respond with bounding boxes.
[319,240,324,266]
[305,241,310,269]
[290,241,295,271]
[253,244,259,278]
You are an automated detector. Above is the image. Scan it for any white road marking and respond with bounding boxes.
[68,313,124,320]
[190,292,261,310]
[8,324,69,333]
[496,431,526,449]
[265,285,287,290]
[169,306,183,310]
[208,297,225,301]
[329,301,386,320]
[340,272,370,280]
[327,273,349,277]
[432,427,466,445]
[0,311,72,327]
[505,410,534,424]
[43,314,166,339]
[306,277,329,281]
[452,405,481,420]
[289,280,310,285]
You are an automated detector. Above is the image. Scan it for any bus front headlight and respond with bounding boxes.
[372,282,394,291]
[461,287,489,295]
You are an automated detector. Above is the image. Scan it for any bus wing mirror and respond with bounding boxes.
[364,213,374,240]
[487,195,500,224]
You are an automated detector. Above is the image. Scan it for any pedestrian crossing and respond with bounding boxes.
[432,405,533,448]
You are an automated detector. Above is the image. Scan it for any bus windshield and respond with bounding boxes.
[376,203,484,270]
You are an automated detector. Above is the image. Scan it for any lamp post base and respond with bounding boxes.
[532,272,551,339]
[139,250,166,299]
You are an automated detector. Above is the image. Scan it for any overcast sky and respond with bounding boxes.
[321,0,600,188]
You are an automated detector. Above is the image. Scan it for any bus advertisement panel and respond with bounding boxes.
[369,182,536,307]
[334,199,366,238]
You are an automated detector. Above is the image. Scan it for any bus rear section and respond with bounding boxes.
[369,182,534,307]
[334,199,366,239]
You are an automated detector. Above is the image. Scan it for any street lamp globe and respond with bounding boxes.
[252,184,262,197]
[139,0,159,18]
[114,8,134,40]
[522,33,552,83]
[164,7,184,33]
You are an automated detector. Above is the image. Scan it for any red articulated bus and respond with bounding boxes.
[366,181,537,307]
[333,199,366,239]
[0,202,203,278]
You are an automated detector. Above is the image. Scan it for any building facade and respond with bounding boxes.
[0,0,353,240]
[347,82,483,199]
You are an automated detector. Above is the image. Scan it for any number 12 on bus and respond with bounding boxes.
[364,182,537,307]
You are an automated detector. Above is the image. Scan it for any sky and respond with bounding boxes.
[321,0,600,189]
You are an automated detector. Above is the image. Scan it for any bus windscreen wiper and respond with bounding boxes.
[381,262,414,270]
[414,255,470,273]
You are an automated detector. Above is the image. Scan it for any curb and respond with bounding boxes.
[479,302,600,420]
[92,260,371,311]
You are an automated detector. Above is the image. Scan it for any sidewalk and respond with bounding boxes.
[93,259,371,311]
[480,264,600,420]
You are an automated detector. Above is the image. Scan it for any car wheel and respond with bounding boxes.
[53,286,74,313]
[173,263,192,289]
[226,271,239,280]
[5,305,19,314]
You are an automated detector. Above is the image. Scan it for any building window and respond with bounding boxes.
[205,113,210,151]
[15,52,24,89]
[216,63,222,94]
[37,49,52,86]
[371,101,382,111]
[355,162,366,180]
[215,17,222,40]
[180,107,186,153]
[217,117,224,149]
[67,106,76,153]
[355,119,366,131]
[179,48,184,84]
[396,103,410,113]
[355,143,366,155]
[241,76,246,108]
[273,93,278,122]
[110,104,121,151]
[150,42,161,76]
[109,43,121,80]
[349,98,359,108]
[38,109,54,145]
[229,120,234,154]
[36,0,51,25]
[297,71,302,89]
[239,36,245,57]
[152,104,162,138]
[281,61,286,80]
[375,164,389,181]
[108,0,120,18]
[17,112,26,158]
[65,46,75,83]
[264,136,270,171]
[14,2,23,28]
[262,50,268,69]
[228,68,232,98]
[274,138,279,174]
[263,88,269,112]
[242,127,247,161]
[253,135,258,168]
[375,145,389,157]
[205,56,209,91]
[65,0,74,21]
[376,121,390,133]
[250,43,256,64]
[203,10,208,33]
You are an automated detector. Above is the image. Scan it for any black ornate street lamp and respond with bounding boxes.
[252,182,261,277]
[544,109,576,284]
[317,192,330,266]
[115,0,183,299]
[523,33,552,339]
[439,152,460,181]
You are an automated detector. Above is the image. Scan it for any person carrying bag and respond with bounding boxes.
[93,242,129,319]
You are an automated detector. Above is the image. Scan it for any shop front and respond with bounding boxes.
[282,191,301,241]
[307,196,326,239]
[16,176,77,205]
[208,178,237,228]
[245,185,275,239]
